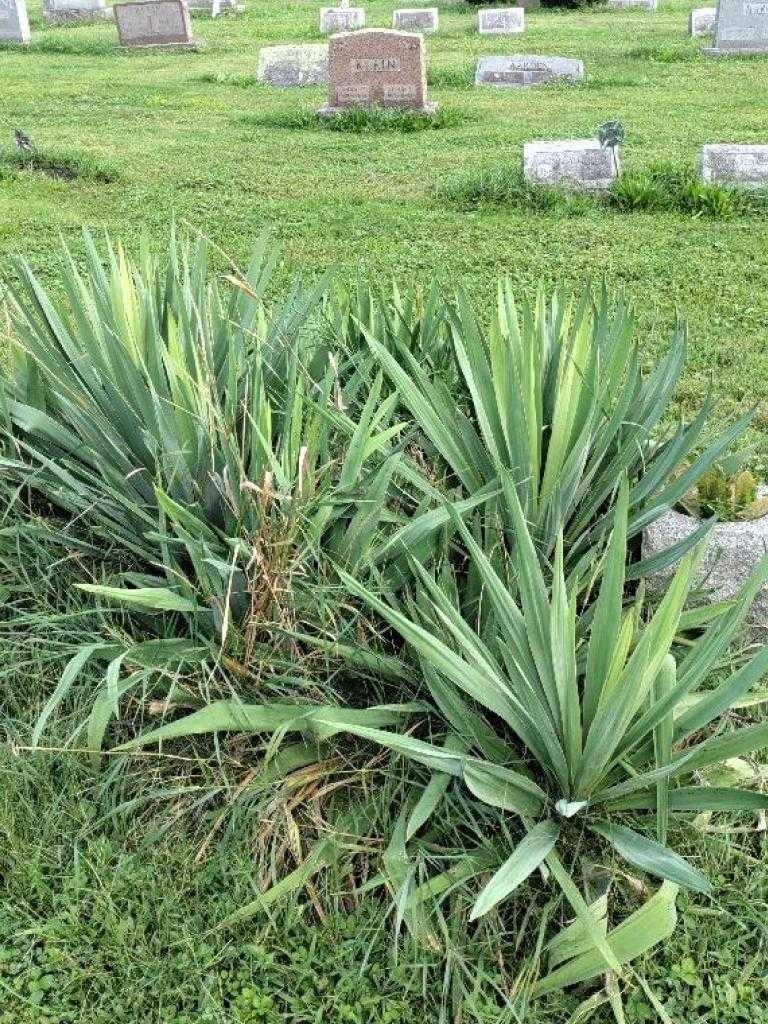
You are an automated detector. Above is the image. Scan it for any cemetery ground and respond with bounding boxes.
[3,1,768,1022]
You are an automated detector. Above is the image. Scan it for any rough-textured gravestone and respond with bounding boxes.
[393,7,438,32]
[114,0,198,47]
[43,0,113,23]
[0,0,30,42]
[476,54,584,86]
[258,43,328,85]
[704,0,768,53]
[700,144,768,187]
[606,0,658,9]
[320,27,436,114]
[477,6,524,32]
[644,500,768,641]
[524,140,618,190]
[319,4,364,33]
[689,6,716,34]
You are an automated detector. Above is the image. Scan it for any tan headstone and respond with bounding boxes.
[114,0,199,47]
[319,28,436,115]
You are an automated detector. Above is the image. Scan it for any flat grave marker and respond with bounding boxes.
[320,4,365,33]
[524,140,618,191]
[700,144,768,186]
[476,54,584,86]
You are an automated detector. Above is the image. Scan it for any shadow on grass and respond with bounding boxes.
[0,147,119,183]
[437,162,768,219]
[240,106,468,133]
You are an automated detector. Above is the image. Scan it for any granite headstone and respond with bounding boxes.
[320,27,436,114]
[705,0,768,53]
[393,7,438,32]
[43,0,113,23]
[0,0,31,42]
[700,144,768,187]
[258,43,329,85]
[476,54,584,86]
[114,0,198,47]
[477,6,524,32]
[319,4,364,33]
[523,140,618,190]
[690,6,716,33]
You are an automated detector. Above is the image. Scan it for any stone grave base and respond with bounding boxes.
[703,45,768,55]
[318,101,438,117]
[120,38,202,47]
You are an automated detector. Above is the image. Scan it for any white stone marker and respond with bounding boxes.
[606,0,658,9]
[478,6,524,33]
[476,54,584,86]
[700,144,768,187]
[690,6,716,34]
[524,140,619,191]
[0,0,31,42]
[258,43,329,85]
[42,0,113,23]
[393,7,438,32]
[320,4,364,33]
[187,0,243,15]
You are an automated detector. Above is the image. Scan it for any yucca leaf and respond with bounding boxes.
[590,821,711,893]
[470,819,560,920]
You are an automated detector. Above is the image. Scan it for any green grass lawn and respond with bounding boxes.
[3,3,768,1021]
[2,0,768,433]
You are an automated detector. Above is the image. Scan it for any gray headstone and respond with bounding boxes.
[476,54,584,86]
[643,501,768,642]
[393,7,438,32]
[524,140,618,190]
[187,0,243,15]
[606,0,658,8]
[689,6,716,34]
[114,0,198,46]
[258,43,329,85]
[700,144,768,187]
[705,0,768,53]
[43,0,113,23]
[319,5,364,33]
[0,0,30,42]
[477,6,524,33]
[319,27,437,115]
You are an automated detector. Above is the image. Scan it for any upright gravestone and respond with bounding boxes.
[43,0,113,22]
[187,0,243,15]
[476,54,584,86]
[478,6,525,32]
[0,0,30,42]
[319,27,437,114]
[606,0,658,9]
[114,0,199,46]
[705,0,768,53]
[524,140,618,190]
[258,43,328,85]
[320,1,364,34]
[393,7,438,32]
[700,144,768,187]
[690,6,716,34]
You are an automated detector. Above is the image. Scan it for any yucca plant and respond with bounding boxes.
[119,480,768,989]
[362,284,753,581]
[329,485,768,958]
